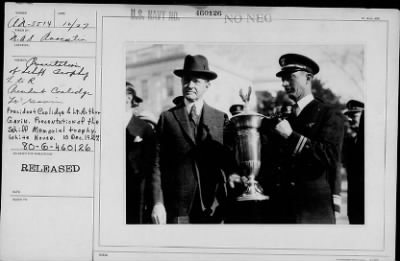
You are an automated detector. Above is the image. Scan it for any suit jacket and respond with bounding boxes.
[261,99,344,224]
[152,101,232,223]
[126,115,156,224]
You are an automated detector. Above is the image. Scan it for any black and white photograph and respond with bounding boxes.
[125,44,365,225]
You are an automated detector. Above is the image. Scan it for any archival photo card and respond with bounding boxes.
[1,3,398,261]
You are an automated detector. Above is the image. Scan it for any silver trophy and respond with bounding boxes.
[230,86,269,201]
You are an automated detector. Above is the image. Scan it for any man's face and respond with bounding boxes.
[280,71,310,102]
[126,93,133,111]
[181,75,209,102]
[347,111,362,129]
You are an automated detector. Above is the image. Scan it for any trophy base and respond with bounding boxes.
[237,192,269,201]
[237,181,269,201]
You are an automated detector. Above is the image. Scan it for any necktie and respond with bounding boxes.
[189,105,199,139]
[293,103,300,116]
[189,105,199,126]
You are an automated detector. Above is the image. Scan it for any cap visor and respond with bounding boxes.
[276,68,305,77]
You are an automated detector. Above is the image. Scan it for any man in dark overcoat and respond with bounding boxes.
[260,53,344,224]
[126,83,156,224]
[151,55,233,224]
[343,100,365,224]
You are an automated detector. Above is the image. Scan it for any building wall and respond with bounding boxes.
[127,57,185,118]
[126,45,269,119]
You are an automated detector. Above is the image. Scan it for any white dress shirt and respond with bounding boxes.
[184,98,204,117]
[296,94,314,116]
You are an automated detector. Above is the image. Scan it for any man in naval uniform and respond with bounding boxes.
[260,53,344,224]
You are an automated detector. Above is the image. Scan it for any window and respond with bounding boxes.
[141,79,148,100]
[166,75,174,97]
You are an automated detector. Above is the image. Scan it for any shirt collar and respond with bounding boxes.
[126,109,135,126]
[297,94,314,115]
[184,98,204,116]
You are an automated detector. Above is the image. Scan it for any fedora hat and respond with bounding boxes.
[126,82,143,103]
[276,53,319,77]
[173,55,218,80]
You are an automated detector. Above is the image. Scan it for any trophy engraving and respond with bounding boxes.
[231,86,269,201]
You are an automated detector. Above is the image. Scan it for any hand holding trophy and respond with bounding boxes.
[230,86,269,201]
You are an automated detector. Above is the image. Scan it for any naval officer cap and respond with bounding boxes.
[229,104,245,116]
[276,53,320,77]
[344,99,364,115]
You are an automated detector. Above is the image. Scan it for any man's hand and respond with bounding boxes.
[333,194,341,221]
[275,119,293,139]
[228,173,248,189]
[228,174,248,197]
[151,203,166,224]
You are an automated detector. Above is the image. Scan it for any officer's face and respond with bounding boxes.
[280,71,311,102]
[181,75,210,102]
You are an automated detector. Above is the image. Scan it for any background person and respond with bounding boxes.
[126,82,156,224]
[342,99,365,224]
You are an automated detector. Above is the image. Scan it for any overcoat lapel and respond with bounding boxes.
[293,99,321,135]
[126,115,141,137]
[293,100,316,122]
[201,103,220,139]
[173,104,196,145]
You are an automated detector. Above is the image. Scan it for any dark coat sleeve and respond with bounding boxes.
[142,120,157,208]
[286,106,345,182]
[221,114,238,175]
[151,113,164,206]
